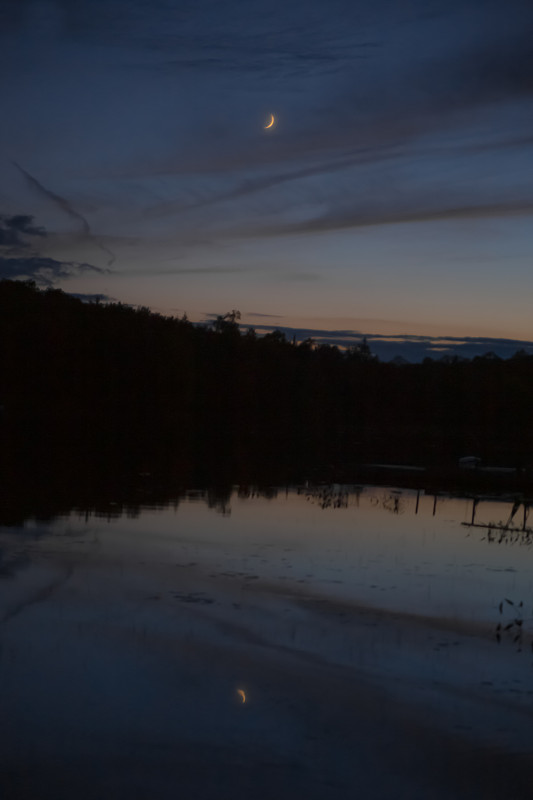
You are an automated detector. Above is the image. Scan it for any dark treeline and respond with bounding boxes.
[1,279,533,522]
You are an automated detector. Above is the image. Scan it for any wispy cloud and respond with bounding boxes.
[127,265,248,276]
[0,255,106,285]
[243,323,533,362]
[0,213,46,248]
[235,201,533,241]
[68,292,116,303]
[144,150,383,219]
[246,311,283,319]
[0,211,108,286]
[12,161,116,266]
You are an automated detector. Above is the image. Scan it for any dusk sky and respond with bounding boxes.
[1,0,533,356]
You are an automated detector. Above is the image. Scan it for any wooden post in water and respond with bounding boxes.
[415,489,420,515]
[471,498,478,526]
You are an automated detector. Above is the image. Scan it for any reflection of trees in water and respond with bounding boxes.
[205,484,281,514]
[300,485,349,509]
[483,523,532,547]
[368,491,404,514]
[301,484,409,512]
[462,498,533,546]
[207,486,232,516]
[237,486,278,501]
[380,491,404,515]
[494,598,533,655]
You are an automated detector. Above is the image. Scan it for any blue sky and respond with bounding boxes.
[1,0,533,356]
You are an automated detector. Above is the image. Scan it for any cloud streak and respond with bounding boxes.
[68,292,116,303]
[0,255,107,285]
[244,323,533,362]
[144,149,384,219]
[0,213,46,248]
[127,265,248,277]
[235,200,533,242]
[12,161,116,266]
[0,211,108,286]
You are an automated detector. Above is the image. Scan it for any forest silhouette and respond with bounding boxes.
[1,279,532,523]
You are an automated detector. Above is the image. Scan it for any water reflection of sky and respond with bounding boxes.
[32,485,532,626]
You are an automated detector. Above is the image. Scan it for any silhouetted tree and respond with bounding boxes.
[1,277,533,517]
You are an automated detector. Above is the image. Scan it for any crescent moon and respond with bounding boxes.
[264,114,275,130]
[237,689,246,704]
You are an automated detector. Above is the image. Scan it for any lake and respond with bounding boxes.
[1,484,533,799]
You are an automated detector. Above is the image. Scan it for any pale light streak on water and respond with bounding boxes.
[34,485,533,625]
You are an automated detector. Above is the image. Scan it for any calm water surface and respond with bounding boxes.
[11,484,533,625]
[3,484,533,800]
